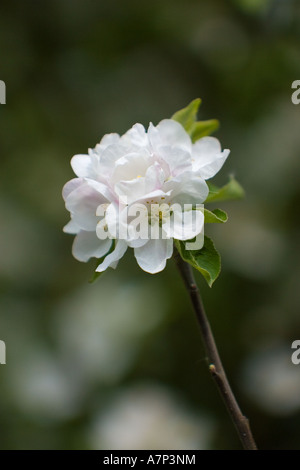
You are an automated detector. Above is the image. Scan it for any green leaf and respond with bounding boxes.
[204,208,228,223]
[206,177,245,203]
[190,119,219,142]
[175,235,221,287]
[172,99,219,141]
[171,98,202,132]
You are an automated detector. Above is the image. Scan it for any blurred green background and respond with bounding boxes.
[1,0,300,450]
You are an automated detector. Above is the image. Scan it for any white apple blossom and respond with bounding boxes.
[63,119,229,274]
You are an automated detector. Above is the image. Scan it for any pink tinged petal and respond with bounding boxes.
[72,231,112,262]
[162,206,204,241]
[62,178,85,201]
[145,163,166,192]
[134,238,173,274]
[164,171,209,205]
[85,178,114,201]
[192,137,230,179]
[150,151,171,181]
[160,147,192,177]
[149,119,192,153]
[99,144,128,176]
[65,183,108,231]
[63,219,81,234]
[95,240,127,272]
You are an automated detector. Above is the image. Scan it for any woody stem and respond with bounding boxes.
[174,251,257,450]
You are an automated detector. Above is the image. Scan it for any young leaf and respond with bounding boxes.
[171,98,202,132]
[172,99,219,141]
[204,208,228,223]
[175,235,221,287]
[190,119,219,142]
[206,177,245,203]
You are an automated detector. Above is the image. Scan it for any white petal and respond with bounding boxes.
[134,238,173,274]
[94,133,120,154]
[135,188,171,205]
[99,144,128,177]
[71,154,98,178]
[65,182,107,231]
[115,203,149,246]
[163,207,204,241]
[160,147,192,177]
[63,219,81,234]
[125,203,149,245]
[164,171,209,205]
[85,178,114,201]
[72,231,112,262]
[103,202,119,239]
[127,237,149,248]
[149,119,192,153]
[96,240,128,272]
[122,123,149,149]
[192,137,230,179]
[114,178,147,204]
[111,151,153,184]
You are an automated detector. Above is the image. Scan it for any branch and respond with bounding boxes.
[174,251,257,450]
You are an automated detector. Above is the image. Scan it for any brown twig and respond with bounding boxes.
[174,251,257,450]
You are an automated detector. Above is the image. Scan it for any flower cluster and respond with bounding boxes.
[63,118,229,273]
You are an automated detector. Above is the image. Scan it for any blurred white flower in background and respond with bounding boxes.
[54,276,167,385]
[4,277,167,421]
[213,210,286,280]
[242,344,300,416]
[7,348,82,421]
[87,384,215,450]
[2,297,83,422]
